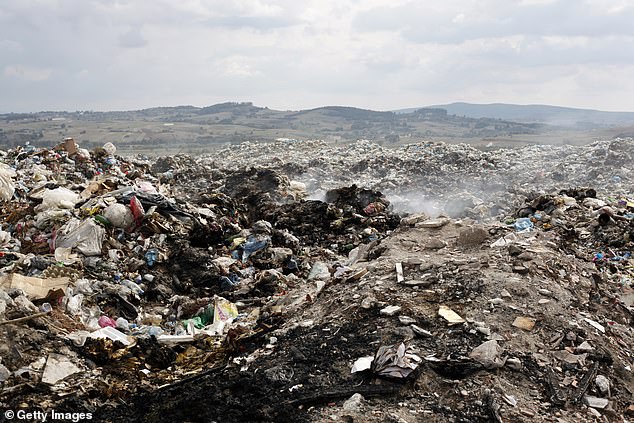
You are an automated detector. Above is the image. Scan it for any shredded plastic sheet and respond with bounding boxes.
[56,218,106,256]
[371,342,421,379]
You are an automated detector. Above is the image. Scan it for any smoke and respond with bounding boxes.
[306,188,327,202]
[293,159,514,221]
[383,177,512,220]
[384,190,441,216]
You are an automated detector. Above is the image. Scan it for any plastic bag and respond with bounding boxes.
[65,294,84,315]
[34,187,80,212]
[56,219,105,256]
[98,316,117,328]
[0,230,11,245]
[34,209,71,230]
[0,164,16,202]
[116,317,130,331]
[103,203,134,229]
[54,246,79,265]
[308,261,330,281]
[214,297,238,322]
[129,196,145,226]
[135,180,158,194]
[103,142,117,155]
[145,248,158,267]
[74,279,93,295]
[371,342,421,379]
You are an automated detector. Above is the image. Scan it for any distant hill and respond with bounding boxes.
[291,106,395,121]
[396,102,634,128]
[0,102,550,153]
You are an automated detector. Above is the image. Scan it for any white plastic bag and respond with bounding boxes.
[103,142,117,155]
[65,293,84,315]
[0,164,16,202]
[56,219,105,256]
[34,187,80,212]
[103,203,134,229]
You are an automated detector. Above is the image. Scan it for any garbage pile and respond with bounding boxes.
[194,137,633,220]
[0,137,632,422]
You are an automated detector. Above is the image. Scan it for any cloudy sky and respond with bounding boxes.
[1,0,634,112]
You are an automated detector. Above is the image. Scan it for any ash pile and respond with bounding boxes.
[0,137,632,423]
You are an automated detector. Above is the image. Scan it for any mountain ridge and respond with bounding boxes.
[396,102,634,127]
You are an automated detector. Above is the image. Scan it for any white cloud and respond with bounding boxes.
[452,13,466,23]
[4,64,52,81]
[216,56,262,77]
[118,27,147,48]
[519,0,557,5]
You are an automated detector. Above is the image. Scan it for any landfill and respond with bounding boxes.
[0,137,632,422]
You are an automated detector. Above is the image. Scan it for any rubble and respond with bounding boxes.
[0,137,632,422]
[584,396,609,409]
[41,353,82,385]
[438,305,466,325]
[512,316,537,331]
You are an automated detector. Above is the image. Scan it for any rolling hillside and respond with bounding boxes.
[401,102,634,127]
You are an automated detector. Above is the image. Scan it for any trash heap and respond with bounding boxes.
[0,137,632,423]
[195,137,633,220]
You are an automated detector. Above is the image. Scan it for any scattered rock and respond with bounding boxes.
[508,244,524,256]
[0,363,10,382]
[506,357,522,370]
[576,341,595,353]
[512,316,536,331]
[403,279,433,287]
[425,239,447,250]
[583,318,605,333]
[398,316,416,325]
[584,396,609,409]
[411,325,433,337]
[512,265,530,274]
[502,394,517,407]
[343,393,364,412]
[595,375,610,395]
[438,305,465,325]
[361,297,376,309]
[41,354,82,385]
[380,305,402,316]
[468,340,504,369]
[415,218,449,228]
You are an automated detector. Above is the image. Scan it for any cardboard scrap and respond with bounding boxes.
[438,305,465,325]
[0,274,70,299]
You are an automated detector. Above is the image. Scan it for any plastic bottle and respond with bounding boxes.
[145,249,158,267]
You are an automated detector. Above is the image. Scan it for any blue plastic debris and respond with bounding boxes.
[233,235,270,262]
[145,248,159,267]
[514,217,534,232]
